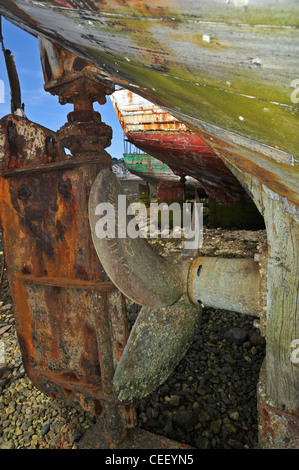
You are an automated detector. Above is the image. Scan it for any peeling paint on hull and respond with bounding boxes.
[111,89,251,204]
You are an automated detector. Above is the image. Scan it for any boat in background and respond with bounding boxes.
[123,142,176,186]
[122,140,205,197]
[111,88,250,205]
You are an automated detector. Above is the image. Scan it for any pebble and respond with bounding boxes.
[210,419,222,434]
[229,411,240,421]
[41,423,50,436]
[227,438,244,449]
[250,333,265,346]
[224,327,248,345]
[0,440,15,449]
[173,410,194,431]
[168,395,180,407]
[0,325,12,335]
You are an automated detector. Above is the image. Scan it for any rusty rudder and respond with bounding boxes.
[0,108,136,443]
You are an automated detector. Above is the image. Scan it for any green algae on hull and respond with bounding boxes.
[85,46,299,161]
[3,2,298,159]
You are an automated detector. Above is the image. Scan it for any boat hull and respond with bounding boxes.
[0,0,298,164]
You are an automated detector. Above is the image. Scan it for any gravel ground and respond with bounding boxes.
[0,226,267,449]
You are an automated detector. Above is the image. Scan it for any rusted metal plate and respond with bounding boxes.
[0,115,66,172]
[0,114,136,434]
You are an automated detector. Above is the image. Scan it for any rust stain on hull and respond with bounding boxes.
[129,131,250,204]
[194,127,299,209]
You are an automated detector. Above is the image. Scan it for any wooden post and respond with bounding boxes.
[221,160,299,447]
[262,189,299,412]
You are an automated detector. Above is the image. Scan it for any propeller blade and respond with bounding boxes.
[113,295,201,401]
[89,168,183,307]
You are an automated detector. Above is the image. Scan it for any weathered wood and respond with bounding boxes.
[223,159,299,413]
[262,190,299,413]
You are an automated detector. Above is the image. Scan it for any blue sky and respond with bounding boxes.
[0,17,125,160]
